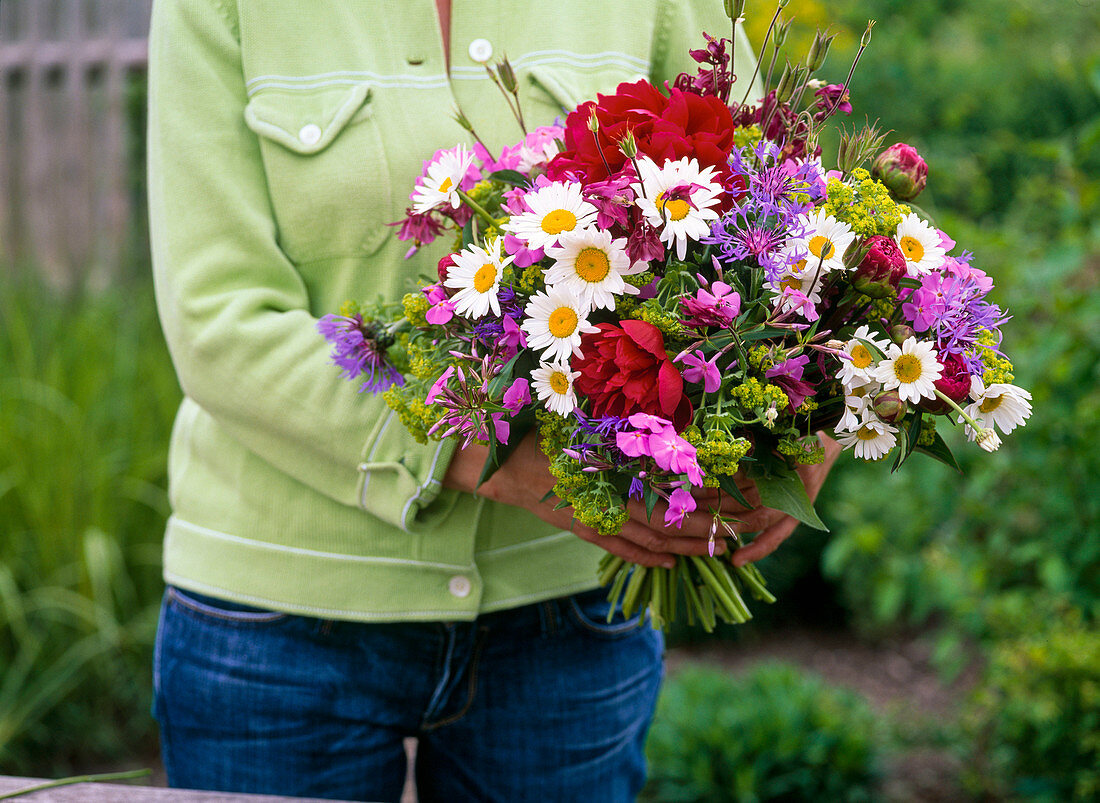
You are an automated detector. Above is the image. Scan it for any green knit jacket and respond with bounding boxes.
[148,0,759,620]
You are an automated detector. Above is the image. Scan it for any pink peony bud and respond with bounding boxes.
[921,352,971,414]
[437,254,457,283]
[855,235,908,289]
[872,390,907,424]
[872,143,928,201]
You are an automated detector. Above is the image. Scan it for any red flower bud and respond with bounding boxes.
[872,143,928,201]
[437,254,457,283]
[856,235,908,288]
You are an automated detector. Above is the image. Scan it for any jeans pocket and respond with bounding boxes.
[564,586,646,639]
[167,586,291,626]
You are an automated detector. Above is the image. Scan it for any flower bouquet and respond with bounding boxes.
[320,5,1032,631]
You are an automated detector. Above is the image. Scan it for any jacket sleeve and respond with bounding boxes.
[650,0,763,101]
[147,0,455,532]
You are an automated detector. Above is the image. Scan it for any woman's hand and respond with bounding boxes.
[443,430,841,569]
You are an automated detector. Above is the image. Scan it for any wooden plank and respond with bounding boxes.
[0,776,354,803]
[63,0,92,276]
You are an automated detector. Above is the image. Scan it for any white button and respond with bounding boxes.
[448,575,472,598]
[298,123,322,146]
[468,38,493,63]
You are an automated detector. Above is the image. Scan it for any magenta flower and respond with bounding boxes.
[765,355,815,410]
[626,412,673,434]
[676,349,722,393]
[680,280,741,328]
[425,366,456,405]
[648,428,704,486]
[664,487,697,528]
[616,429,651,458]
[502,378,531,413]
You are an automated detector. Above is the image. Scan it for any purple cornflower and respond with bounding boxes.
[317,314,404,393]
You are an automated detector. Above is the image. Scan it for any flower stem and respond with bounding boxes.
[0,770,152,800]
[456,189,498,229]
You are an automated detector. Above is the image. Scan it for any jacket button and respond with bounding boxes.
[298,123,322,146]
[467,38,493,63]
[448,575,472,598]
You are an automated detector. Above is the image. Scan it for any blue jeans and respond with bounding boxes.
[153,585,664,802]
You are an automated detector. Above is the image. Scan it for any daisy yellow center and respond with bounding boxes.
[438,177,454,193]
[899,235,924,262]
[808,235,835,260]
[473,264,497,293]
[547,306,579,338]
[781,277,803,293]
[541,209,578,235]
[656,194,691,221]
[979,395,1003,414]
[574,247,611,283]
[791,258,808,275]
[856,426,879,441]
[549,371,570,395]
[892,354,923,384]
[850,343,873,369]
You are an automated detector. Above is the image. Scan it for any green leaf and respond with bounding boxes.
[892,413,923,472]
[739,326,790,343]
[487,169,530,187]
[914,431,963,473]
[644,486,659,522]
[754,471,829,531]
[718,474,752,509]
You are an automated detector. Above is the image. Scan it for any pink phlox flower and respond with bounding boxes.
[681,280,741,327]
[425,298,456,325]
[502,187,532,215]
[937,229,957,252]
[583,170,637,229]
[626,412,674,434]
[388,209,445,249]
[943,256,993,294]
[779,287,820,321]
[648,428,704,486]
[676,349,722,393]
[664,487,697,528]
[515,125,566,172]
[902,287,936,331]
[425,366,456,405]
[499,315,528,358]
[502,378,531,413]
[475,141,521,174]
[503,233,545,267]
[766,355,815,410]
[422,283,448,304]
[616,429,651,458]
[491,413,510,444]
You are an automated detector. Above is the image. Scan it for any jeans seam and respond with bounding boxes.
[421,625,487,731]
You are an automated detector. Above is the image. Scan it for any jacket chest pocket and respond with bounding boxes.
[244,83,392,263]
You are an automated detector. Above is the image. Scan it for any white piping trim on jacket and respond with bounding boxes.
[167,515,471,571]
[399,439,450,532]
[475,530,576,557]
[164,573,478,620]
[359,410,394,509]
[452,48,649,73]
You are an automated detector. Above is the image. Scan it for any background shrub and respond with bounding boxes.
[643,663,883,802]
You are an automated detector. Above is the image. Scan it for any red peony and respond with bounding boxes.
[921,351,971,414]
[547,80,736,186]
[854,234,908,293]
[574,320,693,430]
[872,143,928,201]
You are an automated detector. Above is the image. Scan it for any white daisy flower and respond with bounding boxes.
[633,156,723,261]
[444,237,515,319]
[793,209,855,273]
[517,139,562,174]
[873,337,943,404]
[836,380,879,432]
[837,325,890,388]
[894,212,947,276]
[411,145,474,214]
[521,287,599,363]
[961,376,1033,437]
[543,228,642,311]
[502,181,598,251]
[531,361,580,416]
[836,413,898,461]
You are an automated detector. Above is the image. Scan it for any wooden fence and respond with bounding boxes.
[0,0,152,288]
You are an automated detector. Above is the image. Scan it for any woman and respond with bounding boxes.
[147,1,835,800]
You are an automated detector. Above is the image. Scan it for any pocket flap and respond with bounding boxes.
[244,83,371,155]
[525,64,647,114]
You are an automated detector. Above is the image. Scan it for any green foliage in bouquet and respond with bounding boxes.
[643,663,883,803]
[963,610,1100,802]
